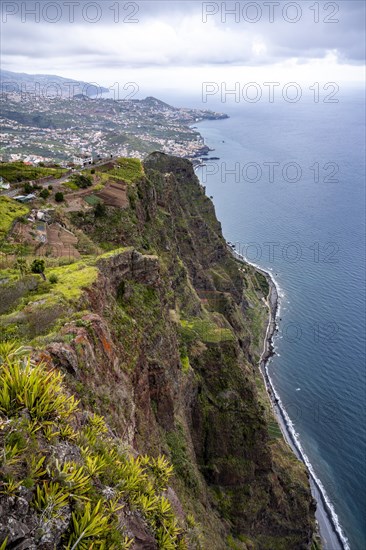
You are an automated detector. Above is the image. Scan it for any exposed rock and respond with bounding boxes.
[45,342,79,375]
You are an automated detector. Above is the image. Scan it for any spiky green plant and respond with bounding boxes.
[156,516,183,548]
[156,528,178,550]
[66,500,109,549]
[185,514,203,550]
[156,496,175,521]
[0,478,22,496]
[59,423,78,441]
[119,535,134,550]
[148,455,174,491]
[24,418,43,436]
[51,460,91,499]
[0,441,24,468]
[0,342,27,365]
[177,539,188,550]
[104,495,124,515]
[186,514,196,529]
[43,423,60,442]
[84,455,107,477]
[133,492,158,516]
[33,481,69,516]
[83,413,108,444]
[0,356,79,421]
[117,456,148,496]
[28,454,46,479]
[0,347,186,549]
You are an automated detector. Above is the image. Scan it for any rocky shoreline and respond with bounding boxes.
[228,247,279,399]
[230,246,346,550]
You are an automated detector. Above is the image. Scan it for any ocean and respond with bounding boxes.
[164,88,365,549]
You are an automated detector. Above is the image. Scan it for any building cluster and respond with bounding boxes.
[0,92,225,165]
[0,85,225,268]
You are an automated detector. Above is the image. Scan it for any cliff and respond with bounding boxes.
[0,153,316,549]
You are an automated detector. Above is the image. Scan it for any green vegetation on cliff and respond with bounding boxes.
[110,158,144,183]
[0,343,191,549]
[0,153,316,549]
[0,197,29,239]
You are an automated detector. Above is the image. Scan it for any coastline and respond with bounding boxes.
[229,247,348,550]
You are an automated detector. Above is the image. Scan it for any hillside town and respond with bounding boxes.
[0,91,227,165]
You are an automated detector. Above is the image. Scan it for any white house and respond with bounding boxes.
[73,154,93,167]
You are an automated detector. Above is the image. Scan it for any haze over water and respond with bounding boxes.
[169,89,365,549]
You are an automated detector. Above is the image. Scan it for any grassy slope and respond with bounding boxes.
[0,196,29,239]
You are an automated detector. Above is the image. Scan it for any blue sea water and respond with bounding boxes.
[165,89,365,549]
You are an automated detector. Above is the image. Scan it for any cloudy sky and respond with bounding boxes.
[1,1,365,96]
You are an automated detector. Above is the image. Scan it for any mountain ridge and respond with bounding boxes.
[0,69,109,96]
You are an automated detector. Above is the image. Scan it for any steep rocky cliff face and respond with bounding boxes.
[0,153,316,549]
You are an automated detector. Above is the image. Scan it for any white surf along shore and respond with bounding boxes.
[229,245,349,550]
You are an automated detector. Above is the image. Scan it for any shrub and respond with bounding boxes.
[15,257,28,277]
[94,202,106,217]
[40,189,50,199]
[23,182,33,194]
[91,168,95,174]
[49,273,58,284]
[73,174,93,189]
[55,192,64,202]
[31,258,45,277]
[48,185,53,190]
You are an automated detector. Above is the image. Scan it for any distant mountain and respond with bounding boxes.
[0,69,108,98]
[142,96,173,108]
[140,96,229,120]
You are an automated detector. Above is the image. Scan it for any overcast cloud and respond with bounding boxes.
[0,1,365,91]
